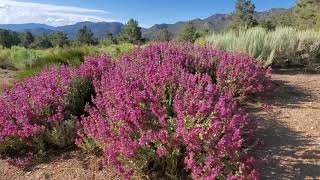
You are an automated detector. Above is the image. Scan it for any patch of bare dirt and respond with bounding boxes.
[0,153,119,180]
[0,68,16,91]
[251,71,320,180]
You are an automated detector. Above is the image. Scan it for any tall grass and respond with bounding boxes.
[207,27,320,67]
[15,44,134,78]
[9,46,42,70]
[98,43,134,59]
[0,46,9,67]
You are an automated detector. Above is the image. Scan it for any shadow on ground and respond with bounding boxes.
[248,74,320,180]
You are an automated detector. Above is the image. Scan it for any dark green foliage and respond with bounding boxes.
[229,0,257,29]
[176,22,198,43]
[0,29,20,48]
[117,19,142,44]
[152,28,171,42]
[44,119,76,148]
[76,26,96,45]
[31,35,53,49]
[64,78,95,117]
[0,77,96,157]
[258,19,276,31]
[19,32,34,48]
[100,32,116,46]
[269,10,296,27]
[36,49,85,68]
[48,32,69,47]
[293,0,320,29]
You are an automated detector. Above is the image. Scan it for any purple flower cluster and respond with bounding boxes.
[216,52,272,99]
[79,42,268,179]
[0,42,270,178]
[0,66,77,144]
[78,54,113,80]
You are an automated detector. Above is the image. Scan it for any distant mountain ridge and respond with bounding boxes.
[0,22,124,39]
[142,8,287,38]
[0,8,288,39]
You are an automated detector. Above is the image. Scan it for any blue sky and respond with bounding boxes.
[0,0,296,27]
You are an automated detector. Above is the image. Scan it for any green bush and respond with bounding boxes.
[207,27,320,67]
[0,46,9,67]
[194,36,207,45]
[98,43,134,59]
[18,45,100,78]
[0,76,95,158]
[36,46,99,67]
[9,46,41,70]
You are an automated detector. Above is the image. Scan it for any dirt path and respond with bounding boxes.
[0,71,319,180]
[252,72,320,180]
[0,68,16,91]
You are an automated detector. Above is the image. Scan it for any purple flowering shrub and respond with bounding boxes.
[216,52,272,99]
[123,42,271,99]
[78,42,265,179]
[78,54,113,81]
[0,65,96,159]
[0,42,270,178]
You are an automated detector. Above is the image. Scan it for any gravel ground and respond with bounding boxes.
[0,70,319,180]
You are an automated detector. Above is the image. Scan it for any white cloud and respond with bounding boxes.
[0,0,115,26]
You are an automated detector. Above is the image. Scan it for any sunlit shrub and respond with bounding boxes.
[0,66,94,158]
[78,42,266,179]
[216,52,272,99]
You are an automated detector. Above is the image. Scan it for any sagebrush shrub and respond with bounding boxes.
[78,42,265,179]
[0,42,270,179]
[207,27,320,67]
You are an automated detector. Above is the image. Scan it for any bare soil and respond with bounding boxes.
[0,69,319,180]
[252,71,320,180]
[0,68,16,91]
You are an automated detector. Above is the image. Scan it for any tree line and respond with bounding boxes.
[1,0,319,49]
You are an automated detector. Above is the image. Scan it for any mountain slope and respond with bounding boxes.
[0,8,289,39]
[0,23,55,32]
[143,8,288,38]
[0,22,124,39]
[56,21,124,39]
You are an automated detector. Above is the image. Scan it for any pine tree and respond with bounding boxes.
[49,32,69,47]
[176,22,198,43]
[76,26,96,45]
[101,32,116,46]
[31,35,53,49]
[153,28,171,42]
[117,19,142,44]
[19,32,34,48]
[0,29,20,48]
[229,0,257,29]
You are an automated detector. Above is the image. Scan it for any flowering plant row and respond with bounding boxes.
[0,54,112,159]
[78,43,269,179]
[0,42,270,179]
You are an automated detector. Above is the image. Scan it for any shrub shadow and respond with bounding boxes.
[247,75,320,180]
